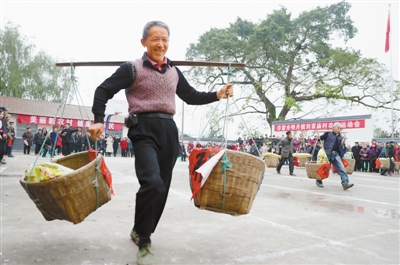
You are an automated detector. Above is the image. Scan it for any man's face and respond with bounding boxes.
[287,133,292,139]
[333,125,342,134]
[141,25,169,64]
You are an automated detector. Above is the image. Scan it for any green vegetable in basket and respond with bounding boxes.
[24,163,74,182]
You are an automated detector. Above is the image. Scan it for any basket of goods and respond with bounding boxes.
[262,153,281,168]
[305,147,330,180]
[189,148,265,216]
[293,153,312,167]
[332,152,355,174]
[20,150,113,224]
[377,158,390,169]
[394,162,400,171]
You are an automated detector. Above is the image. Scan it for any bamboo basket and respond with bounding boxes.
[20,151,111,224]
[264,155,280,168]
[305,162,322,180]
[379,158,390,169]
[194,150,265,216]
[298,157,310,167]
[394,162,400,171]
[332,158,355,174]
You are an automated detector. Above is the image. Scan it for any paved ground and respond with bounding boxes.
[1,151,399,265]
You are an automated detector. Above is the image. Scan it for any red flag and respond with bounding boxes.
[385,11,390,53]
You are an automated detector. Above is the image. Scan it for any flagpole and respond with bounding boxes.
[387,4,394,140]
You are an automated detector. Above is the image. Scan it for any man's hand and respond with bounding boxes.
[89,123,105,141]
[216,84,234,99]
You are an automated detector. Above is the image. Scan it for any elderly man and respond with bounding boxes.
[276,131,302,176]
[316,122,354,190]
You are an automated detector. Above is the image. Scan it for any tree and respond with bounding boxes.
[184,2,400,135]
[0,22,71,102]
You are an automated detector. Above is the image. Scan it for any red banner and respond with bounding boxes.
[274,119,365,132]
[17,114,123,131]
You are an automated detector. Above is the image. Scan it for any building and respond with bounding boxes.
[271,114,374,146]
[0,96,126,151]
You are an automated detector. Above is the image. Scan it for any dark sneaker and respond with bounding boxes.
[137,245,156,265]
[342,183,354,190]
[276,169,281,174]
[316,180,324,188]
[290,173,296,176]
[130,229,139,246]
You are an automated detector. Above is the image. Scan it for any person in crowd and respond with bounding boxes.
[311,141,322,162]
[180,142,187,161]
[351,142,362,171]
[33,128,45,155]
[97,134,107,155]
[379,142,396,176]
[249,142,259,157]
[56,132,63,155]
[74,130,84,153]
[359,144,369,172]
[60,123,78,156]
[120,137,129,157]
[50,127,59,156]
[0,110,7,164]
[315,123,354,190]
[21,127,33,155]
[113,134,121,157]
[129,137,134,157]
[42,127,48,137]
[7,121,15,157]
[260,143,269,155]
[187,140,194,155]
[88,20,234,264]
[275,131,302,176]
[106,134,114,157]
[41,134,53,157]
[368,141,380,173]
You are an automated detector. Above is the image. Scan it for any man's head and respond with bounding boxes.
[37,129,42,134]
[141,21,170,65]
[286,131,293,139]
[4,114,11,121]
[332,122,343,134]
[65,123,70,128]
[26,126,31,131]
[355,142,359,145]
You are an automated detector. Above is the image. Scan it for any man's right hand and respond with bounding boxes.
[89,123,105,141]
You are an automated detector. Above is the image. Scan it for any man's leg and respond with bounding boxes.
[276,157,286,174]
[288,156,294,174]
[332,153,353,190]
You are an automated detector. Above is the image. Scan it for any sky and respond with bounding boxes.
[1,0,399,138]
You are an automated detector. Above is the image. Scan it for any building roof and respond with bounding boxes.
[0,96,124,123]
[272,114,372,125]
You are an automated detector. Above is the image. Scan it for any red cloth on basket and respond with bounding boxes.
[87,149,114,195]
[332,158,349,173]
[316,163,330,179]
[293,157,299,167]
[189,147,221,199]
[375,158,381,169]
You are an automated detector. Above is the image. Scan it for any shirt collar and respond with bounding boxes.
[142,52,171,71]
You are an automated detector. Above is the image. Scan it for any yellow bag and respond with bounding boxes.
[317,148,328,164]
[24,163,74,183]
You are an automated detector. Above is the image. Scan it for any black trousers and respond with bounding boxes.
[128,117,180,247]
[277,155,294,174]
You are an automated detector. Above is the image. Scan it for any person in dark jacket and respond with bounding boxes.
[60,123,78,156]
[275,131,302,176]
[22,127,34,155]
[316,122,354,190]
[33,129,45,155]
[351,142,362,171]
[88,20,234,264]
[380,142,395,176]
[359,144,369,172]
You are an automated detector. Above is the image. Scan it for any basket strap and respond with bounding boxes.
[220,152,232,209]
[93,141,100,209]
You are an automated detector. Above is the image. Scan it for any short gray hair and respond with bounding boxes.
[142,21,170,39]
[333,122,342,129]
